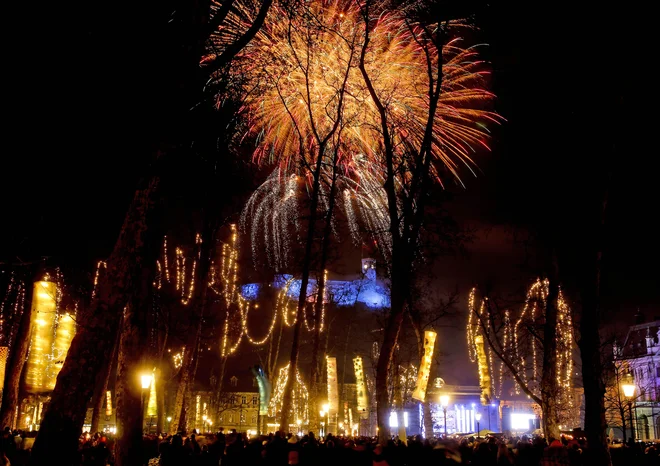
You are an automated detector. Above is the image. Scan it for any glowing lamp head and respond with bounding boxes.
[622,383,636,398]
[320,410,326,417]
[322,403,330,413]
[141,374,153,389]
[440,395,450,407]
[475,413,482,421]
[203,415,207,421]
[297,419,302,426]
[167,417,172,422]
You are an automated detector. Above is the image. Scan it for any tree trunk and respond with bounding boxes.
[90,327,120,434]
[279,145,326,431]
[577,190,612,465]
[309,163,338,435]
[376,268,406,445]
[155,367,165,434]
[170,224,214,433]
[0,284,34,430]
[422,401,433,438]
[540,275,560,440]
[115,265,153,466]
[30,177,161,466]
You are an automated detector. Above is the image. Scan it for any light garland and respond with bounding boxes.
[268,363,309,424]
[172,348,184,369]
[92,261,107,299]
[215,226,325,357]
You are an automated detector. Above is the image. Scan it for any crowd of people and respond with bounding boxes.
[1,427,659,465]
[88,429,660,466]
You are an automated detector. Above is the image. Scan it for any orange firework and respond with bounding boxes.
[218,0,498,182]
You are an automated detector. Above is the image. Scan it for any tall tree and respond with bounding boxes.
[0,277,31,430]
[115,264,155,466]
[30,0,273,461]
[30,177,162,465]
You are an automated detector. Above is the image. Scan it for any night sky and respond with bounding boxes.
[2,1,658,385]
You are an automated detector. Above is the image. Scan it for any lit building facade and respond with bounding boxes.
[426,383,501,436]
[609,316,660,440]
[195,374,260,434]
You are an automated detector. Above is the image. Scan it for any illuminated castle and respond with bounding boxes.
[240,258,390,309]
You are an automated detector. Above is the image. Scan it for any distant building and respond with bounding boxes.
[193,373,260,434]
[609,314,660,440]
[240,258,390,309]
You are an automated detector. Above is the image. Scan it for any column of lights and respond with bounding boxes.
[412,330,435,402]
[25,280,57,392]
[106,390,113,416]
[353,356,368,414]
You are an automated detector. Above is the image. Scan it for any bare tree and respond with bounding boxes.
[468,280,572,439]
[29,0,274,461]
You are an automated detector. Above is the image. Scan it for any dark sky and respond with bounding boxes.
[2,1,658,384]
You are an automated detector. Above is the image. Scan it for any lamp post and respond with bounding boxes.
[440,395,449,438]
[322,403,330,434]
[320,410,326,437]
[622,381,636,442]
[475,412,482,437]
[141,373,153,433]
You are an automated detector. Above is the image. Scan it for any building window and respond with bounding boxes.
[252,396,258,406]
[230,376,238,387]
[251,414,257,424]
[242,396,247,405]
[228,414,234,423]
[240,413,246,424]
[656,366,660,378]
[230,396,236,405]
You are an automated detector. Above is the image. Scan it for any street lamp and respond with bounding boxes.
[440,395,450,438]
[622,381,636,442]
[475,412,482,437]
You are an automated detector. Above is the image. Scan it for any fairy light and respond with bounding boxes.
[268,363,309,423]
[106,390,113,416]
[468,280,574,408]
[173,348,184,369]
[163,236,171,283]
[92,261,107,299]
